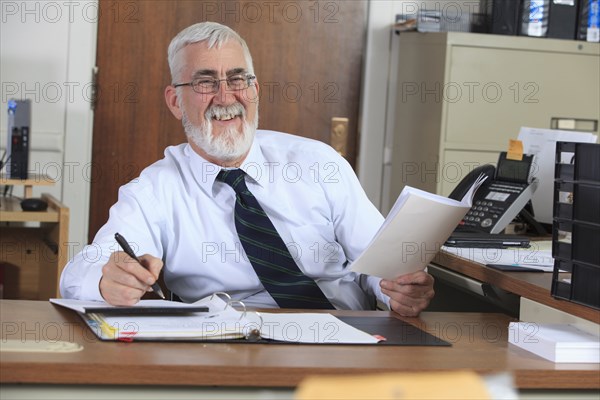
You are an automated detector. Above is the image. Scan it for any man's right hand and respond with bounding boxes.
[99,251,164,306]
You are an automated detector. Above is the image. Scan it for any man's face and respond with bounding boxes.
[166,40,259,165]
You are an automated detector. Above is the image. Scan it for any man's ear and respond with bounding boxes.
[165,85,183,120]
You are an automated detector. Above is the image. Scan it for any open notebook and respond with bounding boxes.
[51,295,380,344]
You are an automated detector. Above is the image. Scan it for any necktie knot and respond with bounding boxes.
[217,169,246,193]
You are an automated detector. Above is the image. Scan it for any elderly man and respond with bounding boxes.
[60,22,434,316]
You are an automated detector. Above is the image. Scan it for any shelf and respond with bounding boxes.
[0,174,55,198]
[0,174,55,186]
[0,193,69,299]
[0,197,59,222]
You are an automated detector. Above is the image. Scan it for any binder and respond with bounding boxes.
[578,0,600,41]
[480,0,523,35]
[548,0,579,39]
[51,294,450,346]
[520,0,550,37]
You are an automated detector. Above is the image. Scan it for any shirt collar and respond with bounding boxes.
[184,136,268,197]
[237,137,268,188]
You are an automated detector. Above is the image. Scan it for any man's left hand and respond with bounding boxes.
[380,271,435,317]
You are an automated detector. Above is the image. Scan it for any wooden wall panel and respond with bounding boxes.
[90,0,367,240]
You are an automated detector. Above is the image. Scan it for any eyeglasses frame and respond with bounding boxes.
[173,74,257,94]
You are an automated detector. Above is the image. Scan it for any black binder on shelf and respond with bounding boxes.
[480,0,523,35]
[577,0,588,40]
[548,0,579,39]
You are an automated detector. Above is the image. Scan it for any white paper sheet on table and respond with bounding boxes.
[441,240,555,271]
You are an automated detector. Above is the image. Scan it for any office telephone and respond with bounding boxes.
[449,152,538,234]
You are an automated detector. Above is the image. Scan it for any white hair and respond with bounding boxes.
[167,22,255,83]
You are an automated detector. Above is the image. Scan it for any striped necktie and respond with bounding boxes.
[217,169,334,309]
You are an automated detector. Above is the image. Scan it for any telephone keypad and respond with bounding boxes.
[462,182,528,230]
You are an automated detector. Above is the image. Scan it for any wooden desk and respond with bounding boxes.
[431,250,600,324]
[1,300,599,393]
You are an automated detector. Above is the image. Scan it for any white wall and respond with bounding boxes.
[1,1,97,255]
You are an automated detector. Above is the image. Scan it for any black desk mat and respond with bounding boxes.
[337,316,450,346]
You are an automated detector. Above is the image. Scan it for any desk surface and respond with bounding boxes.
[1,300,598,390]
[433,250,600,324]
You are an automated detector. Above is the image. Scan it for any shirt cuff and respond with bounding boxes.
[80,264,106,302]
[363,274,391,309]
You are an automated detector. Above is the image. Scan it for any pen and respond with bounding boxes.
[114,232,166,299]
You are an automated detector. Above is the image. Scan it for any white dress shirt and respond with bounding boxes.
[60,130,388,309]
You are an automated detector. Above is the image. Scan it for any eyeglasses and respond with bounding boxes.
[173,74,256,94]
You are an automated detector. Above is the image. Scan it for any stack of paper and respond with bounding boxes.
[352,176,486,279]
[509,322,600,363]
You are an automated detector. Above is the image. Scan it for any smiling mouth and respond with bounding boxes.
[213,113,238,121]
[207,103,246,122]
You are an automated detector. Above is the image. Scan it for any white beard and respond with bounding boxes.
[183,104,258,163]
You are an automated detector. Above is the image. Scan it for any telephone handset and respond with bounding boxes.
[450,152,538,234]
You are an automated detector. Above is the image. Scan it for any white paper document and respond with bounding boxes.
[88,301,251,340]
[441,240,555,272]
[518,127,597,224]
[50,298,211,313]
[259,312,379,344]
[351,177,486,279]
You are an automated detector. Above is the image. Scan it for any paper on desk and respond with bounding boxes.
[259,312,379,344]
[351,177,486,279]
[50,298,214,313]
[509,322,600,363]
[518,127,597,224]
[442,240,555,271]
[90,302,252,340]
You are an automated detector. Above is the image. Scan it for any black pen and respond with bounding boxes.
[114,232,166,299]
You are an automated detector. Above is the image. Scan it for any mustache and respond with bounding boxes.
[205,103,246,120]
